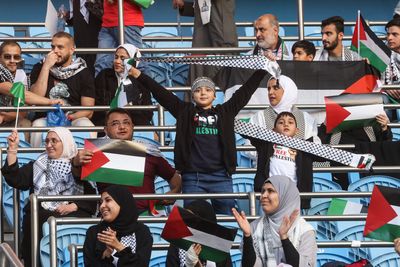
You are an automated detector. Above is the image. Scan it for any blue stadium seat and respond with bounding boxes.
[154,177,171,195]
[40,223,90,267]
[371,251,400,267]
[307,199,338,240]
[393,128,400,141]
[232,174,254,214]
[334,223,371,262]
[230,249,242,267]
[133,135,161,147]
[149,251,167,267]
[144,223,168,244]
[317,248,353,266]
[313,177,342,192]
[348,175,400,205]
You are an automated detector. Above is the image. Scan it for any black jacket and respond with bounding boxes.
[93,68,153,126]
[83,223,153,267]
[137,69,267,174]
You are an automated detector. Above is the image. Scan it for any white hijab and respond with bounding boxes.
[49,127,78,160]
[115,44,141,81]
[270,75,298,114]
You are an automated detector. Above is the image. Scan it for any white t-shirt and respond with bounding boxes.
[269,144,297,183]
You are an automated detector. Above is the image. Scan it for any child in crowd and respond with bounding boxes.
[128,66,267,215]
[244,111,321,209]
[291,40,316,61]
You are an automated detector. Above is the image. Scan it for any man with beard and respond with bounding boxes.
[252,14,290,60]
[30,32,96,147]
[314,16,361,61]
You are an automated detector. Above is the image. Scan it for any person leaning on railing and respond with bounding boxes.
[3,127,97,267]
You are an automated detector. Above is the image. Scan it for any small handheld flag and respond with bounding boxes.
[81,139,147,187]
[327,198,368,215]
[363,185,400,242]
[10,82,25,129]
[161,206,237,263]
[325,93,385,133]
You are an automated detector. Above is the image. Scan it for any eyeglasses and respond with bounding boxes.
[2,54,22,61]
[108,120,133,128]
[44,138,62,146]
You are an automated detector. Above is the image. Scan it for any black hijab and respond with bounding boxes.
[100,185,139,237]
[186,200,216,223]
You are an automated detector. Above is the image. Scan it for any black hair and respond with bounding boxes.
[386,18,400,31]
[321,16,344,33]
[274,112,297,127]
[105,108,133,125]
[291,40,316,57]
[0,41,21,56]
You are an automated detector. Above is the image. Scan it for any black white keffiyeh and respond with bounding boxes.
[136,55,281,78]
[234,120,375,169]
[49,57,87,80]
[33,153,78,211]
[0,64,14,106]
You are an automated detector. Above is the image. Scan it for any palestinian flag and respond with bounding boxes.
[214,61,379,123]
[161,206,237,263]
[351,14,391,73]
[327,198,368,215]
[139,200,167,217]
[364,185,400,242]
[110,82,128,109]
[81,139,147,187]
[324,93,384,133]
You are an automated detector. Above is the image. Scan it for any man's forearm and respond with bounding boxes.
[30,67,51,96]
[25,91,52,105]
[70,110,94,120]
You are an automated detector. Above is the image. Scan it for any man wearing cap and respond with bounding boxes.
[129,66,267,215]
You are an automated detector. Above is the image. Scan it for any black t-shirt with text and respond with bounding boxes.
[189,108,224,173]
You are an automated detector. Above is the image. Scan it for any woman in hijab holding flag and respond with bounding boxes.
[83,185,153,266]
[232,175,317,267]
[4,127,96,267]
[93,44,153,127]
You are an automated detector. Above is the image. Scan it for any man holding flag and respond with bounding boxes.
[72,108,181,214]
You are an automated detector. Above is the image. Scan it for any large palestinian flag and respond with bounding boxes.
[161,206,237,263]
[81,139,147,186]
[364,185,400,242]
[324,93,384,133]
[214,61,379,123]
[351,14,391,73]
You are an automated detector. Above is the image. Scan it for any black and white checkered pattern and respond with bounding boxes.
[137,55,281,78]
[120,233,137,253]
[234,120,375,170]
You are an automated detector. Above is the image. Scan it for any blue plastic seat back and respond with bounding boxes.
[144,223,168,244]
[232,174,254,214]
[149,251,167,267]
[40,223,92,267]
[154,177,171,194]
[317,248,354,266]
[230,249,242,267]
[334,223,371,261]
[371,251,400,267]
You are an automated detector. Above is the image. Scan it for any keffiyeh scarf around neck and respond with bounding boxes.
[49,57,87,80]
[384,51,400,85]
[0,64,14,106]
[33,153,78,211]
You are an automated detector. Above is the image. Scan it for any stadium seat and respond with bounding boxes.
[348,175,400,205]
[334,223,371,261]
[133,135,161,147]
[317,248,354,266]
[2,183,30,227]
[144,223,168,244]
[40,224,90,267]
[230,249,242,267]
[149,251,167,267]
[371,251,400,267]
[313,177,342,192]
[232,174,254,214]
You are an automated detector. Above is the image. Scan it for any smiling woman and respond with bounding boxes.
[2,127,97,267]
[83,185,153,267]
[232,175,317,267]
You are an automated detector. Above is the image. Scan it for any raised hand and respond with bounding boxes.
[375,113,390,131]
[97,227,125,252]
[232,208,251,237]
[7,129,19,150]
[43,51,58,69]
[172,0,184,9]
[55,203,78,215]
[278,209,299,240]
[73,149,94,166]
[128,65,141,79]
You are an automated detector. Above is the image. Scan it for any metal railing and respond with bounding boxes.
[32,191,390,267]
[0,243,23,267]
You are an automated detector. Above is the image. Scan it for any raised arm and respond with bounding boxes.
[129,67,185,118]
[222,69,267,115]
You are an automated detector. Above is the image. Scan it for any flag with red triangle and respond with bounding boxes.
[363,185,400,242]
[161,206,237,263]
[324,93,384,133]
[351,13,391,73]
[81,139,147,186]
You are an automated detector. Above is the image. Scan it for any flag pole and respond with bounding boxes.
[357,10,361,55]
[14,98,20,129]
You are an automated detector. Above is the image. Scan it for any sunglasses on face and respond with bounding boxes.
[2,54,22,61]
